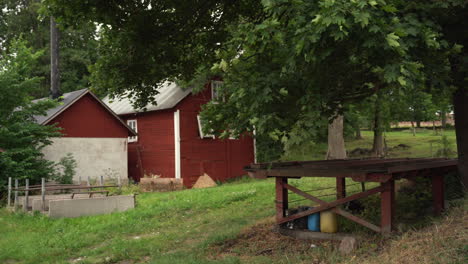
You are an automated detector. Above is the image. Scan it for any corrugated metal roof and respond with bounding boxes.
[33,89,88,125]
[103,82,192,115]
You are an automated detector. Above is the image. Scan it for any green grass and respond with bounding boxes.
[0,129,462,264]
[284,129,457,161]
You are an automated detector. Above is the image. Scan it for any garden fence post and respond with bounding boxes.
[7,177,11,207]
[117,176,121,191]
[78,175,81,185]
[41,178,46,211]
[14,179,18,211]
[24,179,29,212]
[100,175,104,186]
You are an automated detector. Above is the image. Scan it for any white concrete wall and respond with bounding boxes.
[42,137,128,183]
[48,195,135,218]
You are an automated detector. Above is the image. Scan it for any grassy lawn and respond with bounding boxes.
[0,129,463,264]
[285,129,457,161]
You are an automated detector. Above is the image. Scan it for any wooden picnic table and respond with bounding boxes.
[244,157,458,234]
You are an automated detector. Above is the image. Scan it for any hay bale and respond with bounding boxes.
[139,178,183,192]
[192,173,217,189]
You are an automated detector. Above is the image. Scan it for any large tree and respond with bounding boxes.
[44,0,263,104]
[45,0,468,186]
[0,39,61,194]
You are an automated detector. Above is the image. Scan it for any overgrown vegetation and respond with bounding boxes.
[52,153,77,184]
[0,131,465,263]
[0,39,61,199]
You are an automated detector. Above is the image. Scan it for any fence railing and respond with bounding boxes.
[6,176,122,212]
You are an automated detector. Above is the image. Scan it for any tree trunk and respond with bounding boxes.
[326,115,347,160]
[355,125,363,140]
[416,120,421,128]
[372,92,385,157]
[50,17,61,99]
[441,110,447,128]
[410,121,416,136]
[453,87,468,190]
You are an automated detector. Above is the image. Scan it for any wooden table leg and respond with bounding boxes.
[432,174,445,215]
[275,177,288,223]
[337,177,346,199]
[380,179,395,234]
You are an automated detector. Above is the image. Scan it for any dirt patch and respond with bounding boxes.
[210,217,340,260]
[348,147,373,157]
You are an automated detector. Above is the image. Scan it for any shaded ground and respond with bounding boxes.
[211,199,467,264]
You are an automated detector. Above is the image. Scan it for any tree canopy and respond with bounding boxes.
[0,39,62,189]
[44,0,263,105]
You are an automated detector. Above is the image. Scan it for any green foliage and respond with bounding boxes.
[435,135,456,158]
[44,0,263,106]
[53,153,77,184]
[0,38,61,195]
[0,0,98,96]
[195,0,463,154]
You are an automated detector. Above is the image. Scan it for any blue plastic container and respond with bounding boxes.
[307,210,320,231]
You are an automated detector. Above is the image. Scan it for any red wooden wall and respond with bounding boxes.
[178,88,254,187]
[123,109,175,182]
[123,86,255,187]
[49,93,130,138]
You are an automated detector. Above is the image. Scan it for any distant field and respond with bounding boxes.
[284,129,457,161]
[0,129,463,264]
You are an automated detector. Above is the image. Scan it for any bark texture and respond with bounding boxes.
[50,17,61,99]
[372,92,385,157]
[355,126,363,140]
[326,115,347,160]
[441,110,447,128]
[453,87,468,190]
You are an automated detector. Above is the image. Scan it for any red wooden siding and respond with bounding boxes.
[49,93,130,138]
[123,85,255,187]
[123,110,175,182]
[177,88,254,187]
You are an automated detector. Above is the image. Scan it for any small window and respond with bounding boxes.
[127,119,138,142]
[211,80,224,102]
[197,115,215,139]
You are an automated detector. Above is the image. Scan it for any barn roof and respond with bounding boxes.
[103,82,192,115]
[33,89,137,136]
[33,89,88,125]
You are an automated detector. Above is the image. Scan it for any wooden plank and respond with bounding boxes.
[248,158,445,171]
[278,185,384,224]
[266,168,370,178]
[14,179,18,211]
[24,179,29,212]
[332,208,381,233]
[275,177,288,222]
[380,180,395,234]
[284,183,326,205]
[284,183,381,233]
[337,178,346,199]
[387,159,457,173]
[7,177,11,207]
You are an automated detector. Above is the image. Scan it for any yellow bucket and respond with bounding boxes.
[320,210,338,233]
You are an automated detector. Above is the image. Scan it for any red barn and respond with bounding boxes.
[35,89,136,183]
[104,82,255,187]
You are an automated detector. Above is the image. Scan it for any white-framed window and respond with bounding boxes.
[211,80,224,102]
[127,119,138,142]
[197,115,215,139]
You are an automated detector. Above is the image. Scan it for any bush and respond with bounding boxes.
[53,153,77,184]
